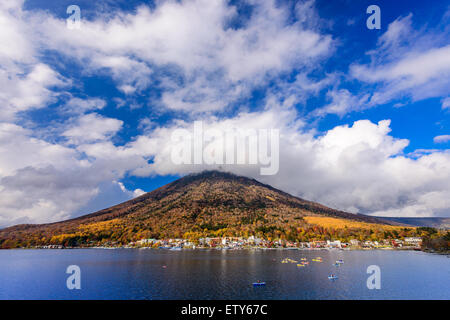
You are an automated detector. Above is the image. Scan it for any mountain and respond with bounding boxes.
[0,170,414,248]
[373,217,450,230]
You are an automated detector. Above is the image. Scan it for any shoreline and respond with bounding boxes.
[2,246,426,252]
[3,247,448,255]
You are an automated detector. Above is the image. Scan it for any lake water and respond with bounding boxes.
[0,249,448,300]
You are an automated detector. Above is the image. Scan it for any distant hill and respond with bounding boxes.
[0,170,418,248]
[373,217,450,229]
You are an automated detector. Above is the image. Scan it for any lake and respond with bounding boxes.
[0,249,448,299]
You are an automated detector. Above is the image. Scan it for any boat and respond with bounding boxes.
[170,247,182,251]
[312,258,323,262]
[336,259,344,264]
[282,258,297,263]
[332,263,340,267]
[253,282,266,286]
[297,264,305,267]
[328,275,338,280]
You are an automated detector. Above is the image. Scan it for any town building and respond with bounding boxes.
[404,237,422,245]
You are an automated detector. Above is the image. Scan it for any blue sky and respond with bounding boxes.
[0,0,449,226]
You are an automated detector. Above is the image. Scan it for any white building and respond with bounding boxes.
[327,240,342,248]
[404,237,422,245]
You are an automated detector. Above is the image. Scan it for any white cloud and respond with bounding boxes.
[0,121,141,227]
[351,13,450,107]
[0,123,95,226]
[316,89,369,116]
[0,0,34,65]
[92,55,153,94]
[62,97,107,114]
[370,191,450,218]
[0,123,78,176]
[434,135,450,144]
[0,166,99,226]
[33,0,333,113]
[376,14,414,55]
[268,72,338,111]
[116,181,145,198]
[442,97,450,110]
[62,113,123,144]
[353,45,450,87]
[0,63,68,121]
[0,0,334,117]
[0,3,68,121]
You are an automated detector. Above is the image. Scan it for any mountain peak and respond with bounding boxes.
[168,170,268,190]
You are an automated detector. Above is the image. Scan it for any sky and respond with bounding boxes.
[0,0,449,227]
